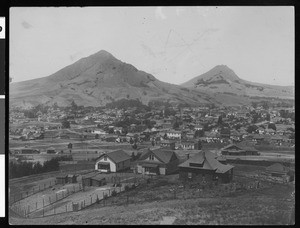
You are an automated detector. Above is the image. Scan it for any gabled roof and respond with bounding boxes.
[222,143,258,152]
[90,175,106,181]
[178,151,233,173]
[97,150,131,164]
[139,148,178,164]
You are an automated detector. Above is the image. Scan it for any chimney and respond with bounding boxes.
[186,153,190,160]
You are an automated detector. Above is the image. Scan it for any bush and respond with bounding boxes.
[125,185,130,191]
[111,190,117,197]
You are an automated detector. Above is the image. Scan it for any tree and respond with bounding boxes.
[251,102,257,109]
[61,119,70,129]
[266,113,271,121]
[132,143,137,149]
[129,137,134,144]
[268,123,277,131]
[217,116,223,126]
[131,152,136,161]
[194,130,204,138]
[247,125,258,134]
[173,121,180,129]
[262,101,269,110]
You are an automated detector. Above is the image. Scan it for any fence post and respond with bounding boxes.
[66,204,67,213]
[27,205,30,216]
[54,207,55,215]
[36,201,38,210]
[55,193,57,201]
[91,197,92,205]
[44,183,46,189]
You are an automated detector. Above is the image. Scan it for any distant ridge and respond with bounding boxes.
[181,65,294,100]
[10,51,294,108]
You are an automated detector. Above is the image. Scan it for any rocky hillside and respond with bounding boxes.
[181,65,294,100]
[10,50,213,108]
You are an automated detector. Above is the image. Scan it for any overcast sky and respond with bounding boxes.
[10,7,294,86]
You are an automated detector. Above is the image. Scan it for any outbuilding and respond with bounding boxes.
[56,174,68,185]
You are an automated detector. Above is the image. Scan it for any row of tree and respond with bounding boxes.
[9,156,71,179]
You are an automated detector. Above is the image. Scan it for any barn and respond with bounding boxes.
[95,150,131,173]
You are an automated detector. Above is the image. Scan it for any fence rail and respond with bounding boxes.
[10,179,57,205]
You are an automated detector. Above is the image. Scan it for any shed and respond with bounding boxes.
[56,174,68,185]
[90,175,106,187]
[67,174,79,183]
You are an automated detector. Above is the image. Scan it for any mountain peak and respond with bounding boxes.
[92,50,116,59]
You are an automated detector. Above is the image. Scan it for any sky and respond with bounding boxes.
[10,7,294,86]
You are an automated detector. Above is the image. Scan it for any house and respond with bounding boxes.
[46,147,56,154]
[186,131,195,140]
[221,144,259,156]
[178,151,234,183]
[160,140,176,150]
[56,174,68,185]
[136,148,180,175]
[166,130,182,139]
[95,150,131,173]
[19,147,40,154]
[181,140,202,150]
[194,125,204,131]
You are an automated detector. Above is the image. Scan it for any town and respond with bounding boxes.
[9,98,295,225]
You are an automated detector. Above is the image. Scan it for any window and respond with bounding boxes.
[149,154,154,160]
[104,156,107,161]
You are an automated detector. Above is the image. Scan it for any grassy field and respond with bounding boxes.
[9,182,294,225]
[9,167,295,225]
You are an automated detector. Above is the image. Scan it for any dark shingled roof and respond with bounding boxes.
[139,148,178,164]
[99,150,131,164]
[178,151,233,174]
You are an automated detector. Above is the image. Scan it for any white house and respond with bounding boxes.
[95,150,131,173]
[166,130,182,139]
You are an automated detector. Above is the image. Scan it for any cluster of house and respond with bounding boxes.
[93,148,294,184]
[10,104,294,148]
[93,148,234,184]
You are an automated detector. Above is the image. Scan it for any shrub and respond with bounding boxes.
[111,190,117,197]
[125,185,130,191]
